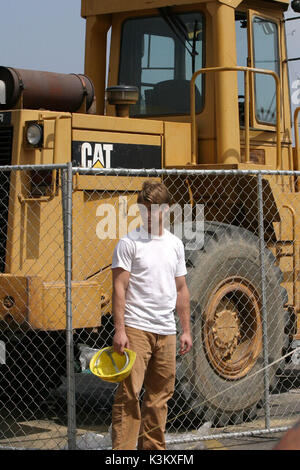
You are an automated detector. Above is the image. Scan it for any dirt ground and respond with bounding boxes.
[1,371,300,451]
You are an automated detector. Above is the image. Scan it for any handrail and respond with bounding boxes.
[190,66,281,169]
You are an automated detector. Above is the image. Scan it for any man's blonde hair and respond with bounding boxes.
[137,181,171,205]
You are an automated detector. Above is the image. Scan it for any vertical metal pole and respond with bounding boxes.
[257,172,271,429]
[244,70,250,163]
[61,162,76,449]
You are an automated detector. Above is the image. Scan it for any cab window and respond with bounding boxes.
[119,12,205,117]
[253,17,279,125]
[235,12,248,126]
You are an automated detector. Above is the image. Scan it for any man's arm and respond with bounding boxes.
[175,276,193,355]
[112,267,130,354]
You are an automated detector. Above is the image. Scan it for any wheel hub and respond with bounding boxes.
[212,309,241,358]
[204,277,262,380]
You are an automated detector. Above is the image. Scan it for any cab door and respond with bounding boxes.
[236,10,283,168]
[247,10,282,131]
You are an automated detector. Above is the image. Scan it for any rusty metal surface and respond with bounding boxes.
[0,67,95,112]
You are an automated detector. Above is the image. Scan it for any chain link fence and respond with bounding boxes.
[0,164,70,449]
[0,164,300,450]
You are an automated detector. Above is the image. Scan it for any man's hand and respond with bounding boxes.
[179,332,193,355]
[113,329,130,355]
[175,276,192,355]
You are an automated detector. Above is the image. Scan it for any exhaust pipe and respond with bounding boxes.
[0,66,95,113]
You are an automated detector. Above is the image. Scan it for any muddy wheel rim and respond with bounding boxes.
[203,277,263,380]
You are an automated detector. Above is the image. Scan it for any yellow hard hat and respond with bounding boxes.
[89,346,136,383]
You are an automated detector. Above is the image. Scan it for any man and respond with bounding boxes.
[273,420,300,450]
[111,180,192,450]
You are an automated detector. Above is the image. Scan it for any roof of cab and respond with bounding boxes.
[81,0,290,17]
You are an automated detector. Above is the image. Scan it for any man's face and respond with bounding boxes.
[138,201,168,235]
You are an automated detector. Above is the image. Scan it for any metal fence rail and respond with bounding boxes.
[0,165,300,449]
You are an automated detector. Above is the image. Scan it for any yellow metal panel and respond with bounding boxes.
[3,272,110,330]
[72,191,124,280]
[27,276,43,328]
[42,281,102,330]
[71,177,160,286]
[43,119,55,149]
[0,275,28,325]
[73,175,160,191]
[82,0,205,16]
[17,111,72,165]
[7,195,65,282]
[164,122,192,166]
[72,114,164,135]
[28,280,102,330]
[40,113,72,164]
[73,129,161,146]
[82,0,290,16]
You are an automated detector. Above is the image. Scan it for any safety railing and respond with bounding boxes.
[190,66,281,169]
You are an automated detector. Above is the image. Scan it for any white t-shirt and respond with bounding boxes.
[111,227,187,335]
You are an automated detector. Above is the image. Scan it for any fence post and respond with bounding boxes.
[61,162,76,449]
[257,172,271,429]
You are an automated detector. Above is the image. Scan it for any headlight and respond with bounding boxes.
[25,123,43,147]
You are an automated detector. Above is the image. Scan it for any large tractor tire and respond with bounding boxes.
[179,222,288,427]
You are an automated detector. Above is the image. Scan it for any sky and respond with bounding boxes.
[0,0,85,73]
[284,3,300,126]
[0,0,299,122]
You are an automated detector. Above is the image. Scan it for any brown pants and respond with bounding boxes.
[112,326,176,450]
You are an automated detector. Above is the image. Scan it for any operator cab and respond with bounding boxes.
[117,7,280,126]
[83,0,294,168]
[118,9,204,117]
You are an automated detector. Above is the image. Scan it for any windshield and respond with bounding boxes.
[119,12,205,117]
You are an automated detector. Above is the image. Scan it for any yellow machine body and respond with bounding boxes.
[0,0,299,344]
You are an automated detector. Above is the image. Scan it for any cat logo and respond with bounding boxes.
[81,142,113,168]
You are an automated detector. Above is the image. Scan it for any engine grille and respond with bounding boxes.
[0,126,13,272]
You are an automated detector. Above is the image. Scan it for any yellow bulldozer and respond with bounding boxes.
[0,0,300,426]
